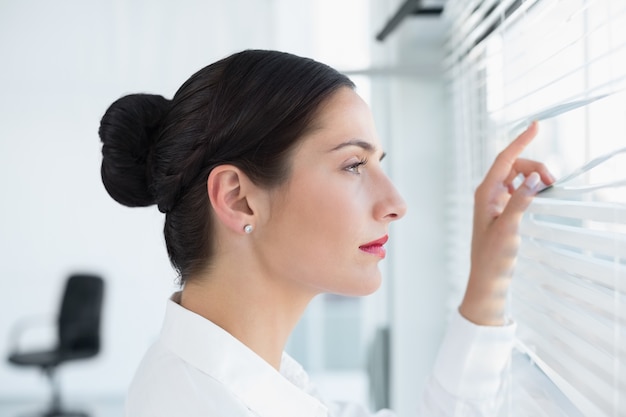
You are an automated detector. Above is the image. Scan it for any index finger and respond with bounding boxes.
[484,121,539,183]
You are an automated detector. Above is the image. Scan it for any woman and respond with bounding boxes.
[99,49,553,416]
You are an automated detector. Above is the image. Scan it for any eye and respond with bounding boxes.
[345,158,368,174]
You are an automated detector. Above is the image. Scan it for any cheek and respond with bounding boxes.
[287,179,363,238]
[265,183,382,296]
[268,180,359,264]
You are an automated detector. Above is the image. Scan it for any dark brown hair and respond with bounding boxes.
[99,50,355,282]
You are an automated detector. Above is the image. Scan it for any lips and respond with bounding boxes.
[359,235,389,259]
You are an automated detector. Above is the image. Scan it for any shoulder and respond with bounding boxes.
[125,341,253,417]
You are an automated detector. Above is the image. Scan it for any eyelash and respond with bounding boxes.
[345,158,368,174]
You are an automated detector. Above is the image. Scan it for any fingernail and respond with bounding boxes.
[525,172,541,192]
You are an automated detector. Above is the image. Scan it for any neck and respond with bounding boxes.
[180,267,314,370]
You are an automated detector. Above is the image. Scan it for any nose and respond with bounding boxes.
[374,173,407,222]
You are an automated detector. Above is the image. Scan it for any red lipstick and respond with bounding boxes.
[359,235,389,259]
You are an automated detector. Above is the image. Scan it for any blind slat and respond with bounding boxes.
[516,323,618,416]
[527,197,626,223]
[520,218,626,258]
[515,304,626,389]
[513,276,626,357]
[516,259,626,324]
[519,239,626,293]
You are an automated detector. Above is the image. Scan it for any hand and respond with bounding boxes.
[459,121,555,326]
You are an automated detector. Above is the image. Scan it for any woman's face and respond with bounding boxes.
[254,88,407,297]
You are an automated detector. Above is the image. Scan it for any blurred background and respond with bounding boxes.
[3,0,626,416]
[0,0,451,416]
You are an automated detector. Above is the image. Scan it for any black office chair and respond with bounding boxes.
[8,274,105,417]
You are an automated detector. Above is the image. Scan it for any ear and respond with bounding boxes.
[207,165,257,234]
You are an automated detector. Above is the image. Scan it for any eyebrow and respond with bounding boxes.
[330,139,386,161]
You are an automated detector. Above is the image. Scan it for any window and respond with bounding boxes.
[444,0,626,415]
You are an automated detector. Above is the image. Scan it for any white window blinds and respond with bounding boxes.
[443,0,626,415]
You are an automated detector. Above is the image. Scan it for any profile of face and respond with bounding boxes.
[99,50,405,293]
[250,87,407,297]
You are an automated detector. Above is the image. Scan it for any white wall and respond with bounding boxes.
[385,76,448,415]
[0,0,450,410]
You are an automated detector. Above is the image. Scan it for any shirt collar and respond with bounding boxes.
[160,294,328,417]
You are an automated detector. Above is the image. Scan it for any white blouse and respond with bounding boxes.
[126,295,515,417]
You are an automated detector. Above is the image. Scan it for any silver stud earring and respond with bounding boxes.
[243,224,254,234]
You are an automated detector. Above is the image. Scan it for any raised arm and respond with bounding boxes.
[460,121,555,326]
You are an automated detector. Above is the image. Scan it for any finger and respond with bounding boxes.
[504,169,519,194]
[502,159,556,193]
[498,171,542,227]
[484,121,539,183]
[512,158,557,185]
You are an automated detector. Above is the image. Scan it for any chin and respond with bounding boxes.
[336,272,382,297]
[360,278,383,296]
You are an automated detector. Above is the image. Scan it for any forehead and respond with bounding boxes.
[302,88,381,149]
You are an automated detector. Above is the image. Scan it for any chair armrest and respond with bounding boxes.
[7,314,56,354]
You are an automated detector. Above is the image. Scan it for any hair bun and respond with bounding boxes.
[99,94,169,208]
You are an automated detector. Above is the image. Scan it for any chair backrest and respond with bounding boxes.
[58,274,104,354]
